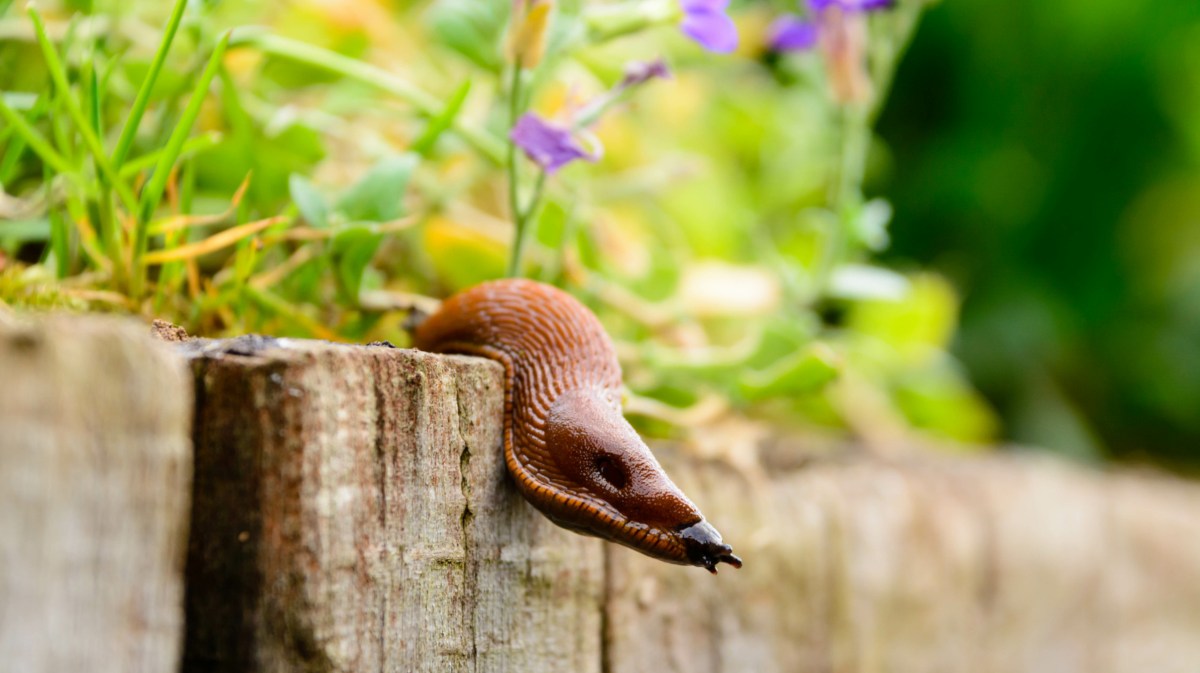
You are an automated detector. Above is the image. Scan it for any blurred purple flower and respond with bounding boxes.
[768,15,819,51]
[810,0,895,10]
[768,0,894,52]
[511,59,668,174]
[619,59,672,89]
[680,0,739,54]
[510,113,601,174]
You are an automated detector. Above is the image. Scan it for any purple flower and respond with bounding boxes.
[809,0,895,10]
[768,15,819,51]
[619,59,672,89]
[680,0,739,54]
[768,0,894,53]
[511,59,668,173]
[510,113,601,174]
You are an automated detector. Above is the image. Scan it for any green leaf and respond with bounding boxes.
[737,344,841,401]
[289,174,329,228]
[335,153,419,223]
[892,364,999,444]
[330,226,384,304]
[194,123,325,212]
[425,0,506,72]
[846,273,959,364]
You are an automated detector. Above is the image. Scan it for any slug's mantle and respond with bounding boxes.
[415,279,741,572]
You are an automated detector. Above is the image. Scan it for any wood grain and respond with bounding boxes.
[8,318,1197,672]
[0,316,192,673]
[607,451,1200,673]
[180,338,603,673]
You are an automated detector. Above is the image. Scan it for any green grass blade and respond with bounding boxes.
[0,93,73,175]
[133,30,231,285]
[0,124,21,182]
[84,53,100,135]
[46,172,71,278]
[118,131,222,180]
[233,30,439,108]
[111,0,188,169]
[27,7,138,215]
[48,86,77,165]
[230,31,505,165]
[411,79,472,156]
[0,94,47,183]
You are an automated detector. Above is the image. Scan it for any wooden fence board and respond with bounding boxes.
[0,317,191,673]
[7,319,1196,673]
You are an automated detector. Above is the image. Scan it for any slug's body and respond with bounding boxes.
[415,279,741,572]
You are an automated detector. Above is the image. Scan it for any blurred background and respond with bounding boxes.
[1,0,1197,471]
[878,0,1200,470]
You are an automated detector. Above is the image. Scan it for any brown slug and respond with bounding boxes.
[414,279,742,573]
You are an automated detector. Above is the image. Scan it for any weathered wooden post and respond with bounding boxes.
[0,316,192,673]
[179,338,604,673]
[3,317,1199,672]
[606,453,1200,673]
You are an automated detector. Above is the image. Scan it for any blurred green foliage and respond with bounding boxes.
[1,0,1110,460]
[879,0,1200,468]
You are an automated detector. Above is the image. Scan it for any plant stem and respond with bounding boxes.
[509,169,548,277]
[504,51,552,281]
[505,63,525,277]
[837,105,869,217]
[44,163,71,278]
[815,103,869,297]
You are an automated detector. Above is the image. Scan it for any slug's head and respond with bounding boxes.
[540,388,742,573]
[679,520,743,574]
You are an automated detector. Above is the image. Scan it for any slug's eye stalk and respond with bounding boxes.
[679,520,743,574]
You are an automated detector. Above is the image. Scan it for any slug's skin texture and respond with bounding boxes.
[414,279,741,573]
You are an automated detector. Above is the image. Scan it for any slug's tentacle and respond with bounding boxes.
[414,279,741,572]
